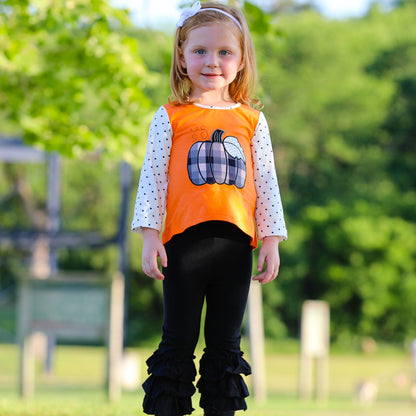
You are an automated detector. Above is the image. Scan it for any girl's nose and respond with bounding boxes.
[205,52,219,67]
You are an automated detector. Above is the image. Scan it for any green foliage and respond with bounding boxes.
[250,2,416,342]
[243,2,271,35]
[0,0,153,162]
[125,28,172,105]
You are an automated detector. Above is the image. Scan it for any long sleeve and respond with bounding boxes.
[131,106,172,233]
[252,112,288,241]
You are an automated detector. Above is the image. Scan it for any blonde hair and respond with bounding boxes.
[170,2,261,108]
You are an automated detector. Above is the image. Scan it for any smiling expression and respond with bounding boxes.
[179,22,244,105]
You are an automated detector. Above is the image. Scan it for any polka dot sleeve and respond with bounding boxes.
[131,106,172,233]
[252,112,288,241]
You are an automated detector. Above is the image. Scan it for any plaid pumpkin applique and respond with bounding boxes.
[187,129,246,188]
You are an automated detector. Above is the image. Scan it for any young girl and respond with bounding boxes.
[131,2,287,415]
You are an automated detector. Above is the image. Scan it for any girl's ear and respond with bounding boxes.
[179,48,187,69]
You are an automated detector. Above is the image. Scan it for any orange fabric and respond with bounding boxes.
[162,103,260,248]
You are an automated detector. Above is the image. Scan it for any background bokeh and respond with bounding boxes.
[1,0,416,413]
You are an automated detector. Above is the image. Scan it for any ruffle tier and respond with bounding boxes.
[142,349,197,416]
[197,349,252,412]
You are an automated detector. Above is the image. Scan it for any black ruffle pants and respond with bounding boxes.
[142,222,253,416]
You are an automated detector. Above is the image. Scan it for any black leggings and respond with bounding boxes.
[142,221,253,416]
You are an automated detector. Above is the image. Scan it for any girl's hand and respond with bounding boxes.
[141,228,167,280]
[253,236,280,285]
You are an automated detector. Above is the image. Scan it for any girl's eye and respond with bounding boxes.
[195,49,206,55]
[219,50,230,56]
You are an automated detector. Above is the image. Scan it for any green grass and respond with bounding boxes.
[0,342,415,415]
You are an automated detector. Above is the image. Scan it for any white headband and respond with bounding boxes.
[176,1,243,33]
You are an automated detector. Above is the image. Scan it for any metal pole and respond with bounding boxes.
[118,162,132,348]
[44,153,61,373]
[46,153,61,274]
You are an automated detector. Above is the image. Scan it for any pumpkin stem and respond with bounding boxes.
[211,129,224,142]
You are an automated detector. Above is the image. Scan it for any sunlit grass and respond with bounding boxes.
[0,342,415,415]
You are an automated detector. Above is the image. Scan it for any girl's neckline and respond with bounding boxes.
[192,102,241,110]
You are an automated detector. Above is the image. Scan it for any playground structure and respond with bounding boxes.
[0,138,130,276]
[0,137,131,401]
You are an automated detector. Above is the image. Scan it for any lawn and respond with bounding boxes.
[0,341,415,416]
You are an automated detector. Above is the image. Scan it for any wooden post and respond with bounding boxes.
[20,334,35,399]
[107,272,125,402]
[299,300,330,401]
[247,281,267,402]
[299,349,313,400]
[316,355,329,401]
[17,280,34,399]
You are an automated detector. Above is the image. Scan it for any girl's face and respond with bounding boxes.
[180,22,244,105]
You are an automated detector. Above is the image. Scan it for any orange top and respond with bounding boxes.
[162,103,260,248]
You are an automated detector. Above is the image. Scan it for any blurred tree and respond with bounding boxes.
[252,2,416,342]
[0,0,153,162]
